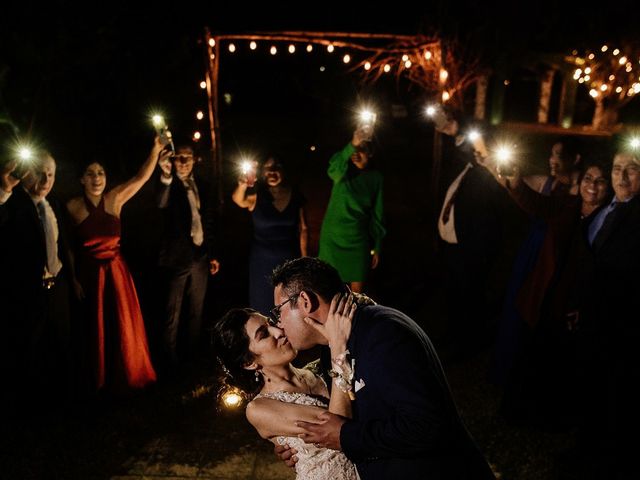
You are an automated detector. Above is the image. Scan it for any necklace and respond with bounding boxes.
[262,368,312,395]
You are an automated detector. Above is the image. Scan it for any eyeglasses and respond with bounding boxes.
[269,294,299,324]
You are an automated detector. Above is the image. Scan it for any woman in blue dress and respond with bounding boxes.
[489,137,581,422]
[232,158,308,314]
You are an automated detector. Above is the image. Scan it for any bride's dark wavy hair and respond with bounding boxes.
[213,307,264,395]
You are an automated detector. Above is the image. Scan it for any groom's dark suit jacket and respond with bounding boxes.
[339,305,495,480]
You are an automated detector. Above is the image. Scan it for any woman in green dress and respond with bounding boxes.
[318,127,385,292]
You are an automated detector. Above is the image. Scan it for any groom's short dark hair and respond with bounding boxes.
[271,257,346,304]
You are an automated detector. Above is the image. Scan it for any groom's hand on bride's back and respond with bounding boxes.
[274,444,298,469]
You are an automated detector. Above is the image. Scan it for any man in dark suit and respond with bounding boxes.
[156,144,220,371]
[578,149,640,478]
[0,152,76,407]
[435,110,506,358]
[271,257,495,480]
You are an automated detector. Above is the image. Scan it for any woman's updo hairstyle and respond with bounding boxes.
[213,307,264,394]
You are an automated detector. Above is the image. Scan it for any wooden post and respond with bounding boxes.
[204,28,223,207]
[430,40,444,250]
[474,75,488,120]
[558,70,577,128]
[490,54,507,125]
[537,68,555,124]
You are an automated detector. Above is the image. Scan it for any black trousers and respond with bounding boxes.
[440,241,493,350]
[161,255,209,364]
[6,273,73,408]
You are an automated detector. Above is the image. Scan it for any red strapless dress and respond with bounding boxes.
[76,196,156,391]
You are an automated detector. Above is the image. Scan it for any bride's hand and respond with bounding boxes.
[304,293,356,352]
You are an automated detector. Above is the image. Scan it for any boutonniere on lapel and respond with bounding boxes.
[329,350,357,400]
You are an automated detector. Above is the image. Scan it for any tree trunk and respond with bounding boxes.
[591,101,619,131]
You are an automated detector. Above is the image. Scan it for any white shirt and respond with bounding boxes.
[31,195,63,278]
[162,174,204,246]
[438,163,473,244]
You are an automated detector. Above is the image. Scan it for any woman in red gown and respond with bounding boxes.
[67,137,168,392]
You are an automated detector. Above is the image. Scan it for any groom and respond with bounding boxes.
[271,257,495,479]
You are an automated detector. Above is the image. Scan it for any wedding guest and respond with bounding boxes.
[156,144,220,370]
[66,137,164,393]
[0,152,77,406]
[232,156,307,314]
[319,127,385,293]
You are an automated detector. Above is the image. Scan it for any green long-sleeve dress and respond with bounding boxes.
[318,143,386,282]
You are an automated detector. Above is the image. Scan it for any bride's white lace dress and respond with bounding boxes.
[255,391,359,480]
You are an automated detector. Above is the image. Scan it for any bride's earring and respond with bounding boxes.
[255,370,260,382]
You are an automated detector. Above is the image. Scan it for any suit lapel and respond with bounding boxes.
[595,201,630,252]
[17,188,46,251]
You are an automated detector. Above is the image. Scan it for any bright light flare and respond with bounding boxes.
[629,137,640,150]
[196,111,204,120]
[151,114,167,131]
[358,109,377,125]
[218,384,246,410]
[425,105,437,117]
[467,130,481,142]
[240,160,255,175]
[495,145,514,165]
[223,391,242,407]
[17,146,33,161]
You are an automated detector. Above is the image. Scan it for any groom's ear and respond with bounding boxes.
[299,290,319,314]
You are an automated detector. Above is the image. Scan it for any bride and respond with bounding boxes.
[214,294,358,480]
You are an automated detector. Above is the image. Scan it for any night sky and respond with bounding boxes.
[1,1,638,183]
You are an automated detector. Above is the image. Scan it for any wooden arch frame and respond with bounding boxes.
[202,28,444,202]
